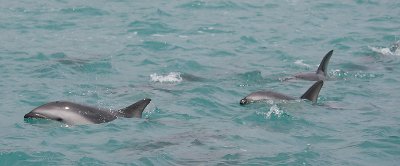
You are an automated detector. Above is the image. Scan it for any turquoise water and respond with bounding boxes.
[1,0,400,165]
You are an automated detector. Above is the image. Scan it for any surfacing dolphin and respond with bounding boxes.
[24,98,151,125]
[240,81,323,105]
[293,50,333,81]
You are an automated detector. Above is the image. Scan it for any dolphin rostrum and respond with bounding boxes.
[24,98,151,125]
[294,50,333,81]
[240,81,324,105]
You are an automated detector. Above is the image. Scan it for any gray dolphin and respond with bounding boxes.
[294,50,333,81]
[24,98,151,125]
[240,81,323,105]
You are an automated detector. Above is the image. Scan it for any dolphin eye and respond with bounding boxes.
[240,99,248,105]
[55,118,63,122]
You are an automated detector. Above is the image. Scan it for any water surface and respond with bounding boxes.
[1,0,400,165]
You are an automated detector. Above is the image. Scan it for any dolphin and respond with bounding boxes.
[24,98,151,125]
[240,81,323,105]
[293,50,333,81]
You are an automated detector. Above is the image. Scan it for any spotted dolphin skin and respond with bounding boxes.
[294,50,333,81]
[24,98,151,125]
[240,81,324,105]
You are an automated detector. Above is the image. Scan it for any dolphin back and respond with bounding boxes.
[117,98,151,118]
[300,81,324,103]
[316,50,333,76]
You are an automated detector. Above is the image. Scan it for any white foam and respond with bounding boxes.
[369,42,400,56]
[150,72,183,83]
[369,46,394,56]
[395,48,400,55]
[256,104,284,118]
[265,104,284,118]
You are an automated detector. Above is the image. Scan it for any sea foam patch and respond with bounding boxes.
[150,72,183,83]
[369,41,400,56]
[369,46,395,56]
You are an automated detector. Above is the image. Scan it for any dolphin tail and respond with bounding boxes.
[118,98,151,118]
[300,80,324,103]
[316,50,333,76]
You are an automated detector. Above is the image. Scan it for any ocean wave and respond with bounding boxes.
[150,72,183,83]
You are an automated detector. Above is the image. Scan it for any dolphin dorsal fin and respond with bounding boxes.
[316,50,333,76]
[117,98,151,118]
[300,81,324,103]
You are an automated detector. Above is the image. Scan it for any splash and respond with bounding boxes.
[150,72,183,83]
[265,104,284,118]
[329,69,348,79]
[143,103,159,119]
[369,41,400,56]
[328,69,382,80]
[256,104,284,118]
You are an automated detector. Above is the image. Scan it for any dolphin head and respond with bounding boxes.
[24,101,66,121]
[240,98,249,105]
[24,101,93,124]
